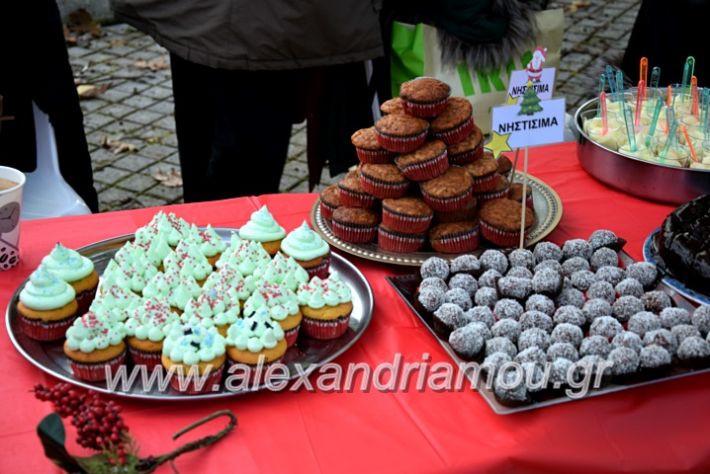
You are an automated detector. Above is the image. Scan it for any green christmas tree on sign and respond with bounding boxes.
[518,80,543,116]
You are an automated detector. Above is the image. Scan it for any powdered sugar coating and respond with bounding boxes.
[448,273,478,295]
[580,335,611,358]
[494,298,524,320]
[419,277,448,294]
[590,247,618,270]
[589,316,623,340]
[480,249,508,274]
[628,311,661,338]
[478,269,502,289]
[595,266,625,286]
[525,294,555,316]
[608,347,639,376]
[615,278,644,298]
[550,357,574,385]
[534,259,563,274]
[466,306,495,328]
[563,239,593,260]
[494,368,528,404]
[625,262,658,288]
[570,270,596,291]
[588,229,620,251]
[485,336,518,357]
[508,249,535,270]
[659,307,691,329]
[482,352,512,376]
[497,277,533,300]
[641,291,671,313]
[587,281,616,303]
[449,254,480,274]
[448,324,485,359]
[433,303,469,330]
[691,305,710,336]
[474,287,499,308]
[444,287,472,311]
[553,305,586,326]
[421,257,450,280]
[521,362,545,393]
[534,242,563,263]
[515,346,547,365]
[677,336,710,361]
[582,298,613,323]
[491,318,521,342]
[547,342,579,362]
[639,344,671,369]
[671,324,701,344]
[417,287,444,312]
[519,310,553,333]
[518,328,550,351]
[643,329,677,355]
[551,323,584,347]
[555,288,585,308]
[612,296,644,323]
[612,331,643,353]
[572,355,610,381]
[532,267,563,296]
[506,267,533,279]
[562,257,590,276]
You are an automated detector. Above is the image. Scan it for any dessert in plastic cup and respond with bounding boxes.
[124,298,180,371]
[280,221,331,279]
[394,139,449,182]
[239,205,286,255]
[479,198,534,247]
[297,274,353,340]
[41,243,99,314]
[162,323,227,394]
[243,282,303,348]
[64,311,127,382]
[17,265,79,341]
[399,77,451,118]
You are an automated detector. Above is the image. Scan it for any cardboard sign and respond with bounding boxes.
[507,68,556,102]
[491,97,566,148]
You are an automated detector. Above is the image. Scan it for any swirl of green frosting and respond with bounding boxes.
[163,323,226,365]
[100,261,132,292]
[41,243,94,283]
[142,272,176,300]
[243,282,298,321]
[239,205,286,242]
[226,308,284,353]
[124,298,178,342]
[281,221,329,261]
[113,244,158,293]
[96,282,140,311]
[199,225,227,257]
[296,275,351,308]
[169,276,201,310]
[90,295,140,323]
[251,253,308,292]
[65,311,126,353]
[20,265,76,310]
[168,240,213,281]
[216,239,270,276]
[203,265,242,294]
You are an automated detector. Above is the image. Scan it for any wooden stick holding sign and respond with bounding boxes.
[519,146,529,249]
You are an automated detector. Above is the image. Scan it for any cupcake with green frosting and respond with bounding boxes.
[162,323,227,394]
[164,240,213,285]
[63,311,127,381]
[244,282,302,347]
[90,284,141,323]
[280,221,331,279]
[203,264,242,295]
[41,243,99,313]
[111,243,159,294]
[181,288,237,336]
[184,224,227,266]
[216,238,271,277]
[124,298,179,370]
[17,265,79,341]
[167,272,202,314]
[225,307,288,375]
[251,252,309,292]
[296,274,353,340]
[239,205,286,256]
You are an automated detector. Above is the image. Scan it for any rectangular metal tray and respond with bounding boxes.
[387,251,709,414]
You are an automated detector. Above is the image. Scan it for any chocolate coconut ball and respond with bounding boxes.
[494,368,529,405]
[553,305,586,327]
[534,259,563,274]
[480,249,509,274]
[555,288,585,308]
[589,316,624,341]
[474,287,499,308]
[611,331,643,353]
[572,355,609,382]
[615,278,644,298]
[639,344,671,371]
[590,247,618,270]
[444,287,472,311]
[497,277,533,301]
[525,294,555,316]
[641,291,672,314]
[478,269,503,289]
[551,323,584,347]
[449,324,485,359]
[485,336,518,358]
[691,305,710,336]
[518,328,550,351]
[671,324,702,344]
[506,267,533,279]
[450,254,481,275]
[625,262,658,289]
[608,347,640,376]
[583,298,613,323]
[491,318,521,343]
[421,256,449,280]
[549,357,574,386]
[433,303,469,333]
[521,362,545,393]
[643,329,677,356]
[448,273,478,295]
[466,306,496,328]
[627,311,661,338]
[595,266,625,287]
[532,267,563,296]
[519,310,554,333]
[563,238,593,260]
[677,336,710,364]
[493,298,524,320]
[570,270,596,291]
[659,307,691,329]
[547,342,579,362]
[588,229,622,251]
[420,276,448,294]
[533,241,563,263]
[482,352,512,377]
[515,346,547,365]
[508,249,535,270]
[612,295,644,323]
[587,281,616,304]
[580,335,611,358]
[417,287,444,312]
[562,257,591,276]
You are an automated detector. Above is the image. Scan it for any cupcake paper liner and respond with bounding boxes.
[19,314,77,341]
[476,185,510,203]
[397,149,450,182]
[319,200,338,221]
[402,97,450,118]
[422,188,474,212]
[302,314,351,340]
[284,325,301,347]
[449,144,483,165]
[338,186,377,208]
[331,220,378,244]
[433,117,475,145]
[129,347,162,372]
[382,209,432,234]
[169,364,225,394]
[76,287,97,315]
[471,172,499,192]
[305,256,330,279]
[70,351,127,382]
[355,147,394,164]
[375,129,428,153]
[430,226,480,253]
[378,227,426,253]
[359,174,410,199]
[480,220,527,248]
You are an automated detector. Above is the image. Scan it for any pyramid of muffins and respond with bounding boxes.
[319,77,534,254]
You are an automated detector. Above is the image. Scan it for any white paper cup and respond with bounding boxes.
[0,166,26,270]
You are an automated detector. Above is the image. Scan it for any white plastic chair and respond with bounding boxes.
[21,102,91,220]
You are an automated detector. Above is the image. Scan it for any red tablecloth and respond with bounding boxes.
[2,142,709,473]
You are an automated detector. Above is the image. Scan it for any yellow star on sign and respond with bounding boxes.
[505,93,518,105]
[484,131,512,159]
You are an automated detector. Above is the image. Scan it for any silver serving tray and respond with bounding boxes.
[6,228,374,400]
[388,251,707,415]
[573,98,710,204]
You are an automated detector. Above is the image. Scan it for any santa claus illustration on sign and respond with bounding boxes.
[526,46,547,82]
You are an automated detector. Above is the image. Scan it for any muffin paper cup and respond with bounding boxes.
[397,150,449,182]
[302,314,351,340]
[402,98,449,118]
[70,351,126,382]
[284,325,301,347]
[331,220,378,243]
[378,228,426,253]
[449,144,483,165]
[19,314,76,341]
[430,227,480,253]
[359,174,410,199]
[319,200,338,220]
[338,186,377,208]
[129,347,162,372]
[471,172,499,192]
[76,287,97,315]
[382,209,432,233]
[433,117,475,145]
[305,256,330,279]
[476,186,510,203]
[480,220,526,248]
[375,129,428,153]
[422,187,473,212]
[169,364,225,394]
[355,147,394,164]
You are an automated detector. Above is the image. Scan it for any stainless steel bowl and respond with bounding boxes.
[573,98,710,204]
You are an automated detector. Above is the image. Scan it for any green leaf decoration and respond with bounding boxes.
[76,453,141,474]
[37,414,85,473]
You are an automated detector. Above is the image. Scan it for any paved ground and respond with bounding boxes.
[69,0,640,212]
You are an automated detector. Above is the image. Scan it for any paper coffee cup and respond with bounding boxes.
[0,166,25,271]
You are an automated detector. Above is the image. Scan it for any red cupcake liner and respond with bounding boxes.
[320,200,338,220]
[305,256,330,279]
[396,149,449,182]
[284,325,300,347]
[378,227,426,253]
[355,147,394,164]
[433,117,475,145]
[359,174,409,199]
[76,287,97,315]
[70,351,127,382]
[169,364,225,394]
[375,129,428,153]
[19,313,76,341]
[338,186,376,208]
[129,347,162,372]
[422,187,473,212]
[382,209,432,233]
[331,220,378,243]
[302,314,351,340]
[431,227,480,253]
[471,172,499,192]
[402,97,449,118]
[480,220,527,248]
[476,186,510,203]
[449,144,483,165]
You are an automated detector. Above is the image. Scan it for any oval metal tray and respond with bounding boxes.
[5,228,374,400]
[311,172,563,267]
[574,98,710,204]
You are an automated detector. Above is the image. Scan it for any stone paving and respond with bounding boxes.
[69,0,641,211]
